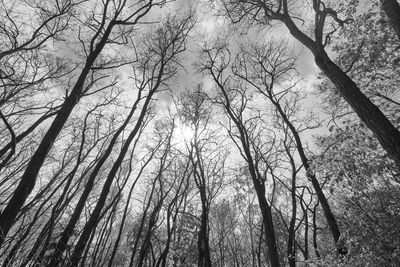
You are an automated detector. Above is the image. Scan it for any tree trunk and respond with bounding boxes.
[315,51,400,169]
[255,186,280,267]
[197,204,212,267]
[300,199,309,263]
[312,202,320,259]
[69,86,160,265]
[0,23,115,246]
[137,202,163,267]
[47,86,146,266]
[281,16,400,170]
[268,92,345,256]
[381,0,400,41]
[209,71,281,267]
[108,156,147,267]
[286,148,297,267]
[0,111,57,159]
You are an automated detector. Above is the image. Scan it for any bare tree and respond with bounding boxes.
[0,0,169,244]
[0,0,77,194]
[200,42,281,266]
[153,155,192,267]
[130,119,176,267]
[107,133,165,267]
[177,85,228,267]
[123,119,190,267]
[68,16,194,266]
[232,39,346,257]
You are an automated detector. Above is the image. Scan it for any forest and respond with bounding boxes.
[0,0,399,266]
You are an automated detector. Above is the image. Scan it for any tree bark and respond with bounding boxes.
[381,0,400,41]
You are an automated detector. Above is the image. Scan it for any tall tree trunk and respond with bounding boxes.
[47,101,140,266]
[299,198,309,263]
[285,143,297,267]
[128,192,154,267]
[269,99,345,255]
[207,65,281,267]
[315,51,400,169]
[137,204,162,267]
[381,0,400,40]
[197,202,212,267]
[0,22,116,245]
[280,15,400,170]
[107,150,153,267]
[252,181,280,267]
[192,160,212,267]
[312,202,321,259]
[68,103,151,266]
[69,79,165,264]
[155,165,189,267]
